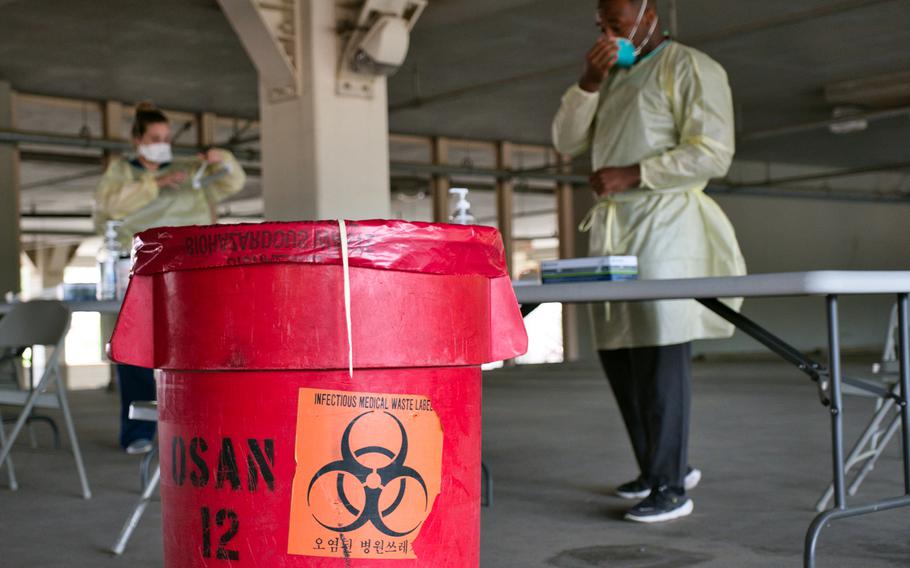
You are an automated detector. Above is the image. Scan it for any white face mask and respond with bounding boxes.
[138,142,173,164]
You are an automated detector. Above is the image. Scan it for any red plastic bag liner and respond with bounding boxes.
[110,220,527,371]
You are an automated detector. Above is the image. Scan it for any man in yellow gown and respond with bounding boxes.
[552,0,746,523]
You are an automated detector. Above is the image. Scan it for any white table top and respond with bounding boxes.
[0,299,122,315]
[514,271,910,304]
[3,272,908,314]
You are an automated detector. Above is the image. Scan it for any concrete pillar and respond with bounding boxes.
[431,137,450,223]
[556,153,582,362]
[101,100,124,167]
[495,141,514,276]
[573,174,598,363]
[101,99,126,387]
[227,0,392,221]
[197,111,217,148]
[197,111,219,222]
[24,244,78,385]
[0,81,20,297]
[24,245,77,291]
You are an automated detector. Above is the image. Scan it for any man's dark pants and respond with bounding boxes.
[116,364,156,449]
[598,342,692,491]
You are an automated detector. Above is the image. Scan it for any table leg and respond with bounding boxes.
[804,296,845,567]
[828,295,847,510]
[895,294,910,495]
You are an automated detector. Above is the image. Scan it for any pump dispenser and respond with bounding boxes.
[449,187,475,225]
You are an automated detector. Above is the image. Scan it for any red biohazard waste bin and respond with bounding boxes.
[109,220,528,567]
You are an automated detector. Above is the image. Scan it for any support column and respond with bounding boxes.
[24,245,78,292]
[197,111,218,222]
[224,0,391,220]
[556,152,581,362]
[431,137,450,223]
[101,99,126,387]
[495,141,514,276]
[573,162,598,363]
[101,100,124,168]
[197,111,217,149]
[0,81,20,297]
[24,244,78,386]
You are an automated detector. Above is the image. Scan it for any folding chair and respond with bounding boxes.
[1,346,63,450]
[0,300,91,499]
[816,303,900,512]
[0,347,20,489]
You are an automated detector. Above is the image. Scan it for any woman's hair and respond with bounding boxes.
[131,101,169,139]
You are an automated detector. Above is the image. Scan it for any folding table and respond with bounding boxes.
[514,271,910,568]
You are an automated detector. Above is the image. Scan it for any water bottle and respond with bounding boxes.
[97,221,124,301]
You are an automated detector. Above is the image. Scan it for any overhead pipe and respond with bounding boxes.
[21,168,104,191]
[1,129,200,154]
[741,106,910,142]
[5,128,583,184]
[707,184,910,205]
[6,127,910,203]
[723,161,910,188]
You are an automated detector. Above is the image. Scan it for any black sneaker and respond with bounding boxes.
[615,467,702,500]
[624,486,693,523]
[615,476,651,499]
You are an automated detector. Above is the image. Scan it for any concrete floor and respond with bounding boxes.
[2,359,910,567]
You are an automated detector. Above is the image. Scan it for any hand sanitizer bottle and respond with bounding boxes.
[449,187,475,225]
[97,220,124,301]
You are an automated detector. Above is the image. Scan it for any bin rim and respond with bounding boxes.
[131,219,510,279]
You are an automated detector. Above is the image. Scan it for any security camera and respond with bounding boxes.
[337,0,426,97]
[353,15,410,76]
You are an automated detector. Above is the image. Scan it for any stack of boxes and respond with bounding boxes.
[540,256,638,284]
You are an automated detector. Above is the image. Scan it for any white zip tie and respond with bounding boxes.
[338,219,353,379]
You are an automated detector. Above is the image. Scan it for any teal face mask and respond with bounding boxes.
[615,38,637,67]
[613,0,659,68]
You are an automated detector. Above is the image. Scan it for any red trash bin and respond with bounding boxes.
[109,220,528,567]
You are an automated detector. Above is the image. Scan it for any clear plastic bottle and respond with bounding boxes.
[115,253,132,300]
[97,220,124,301]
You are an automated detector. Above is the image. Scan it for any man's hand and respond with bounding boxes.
[156,170,188,189]
[590,165,642,196]
[579,30,618,93]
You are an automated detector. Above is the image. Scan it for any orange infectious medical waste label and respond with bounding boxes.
[288,388,443,559]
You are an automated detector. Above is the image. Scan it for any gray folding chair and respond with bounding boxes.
[0,300,91,499]
[816,303,900,511]
[1,345,64,451]
[0,347,20,489]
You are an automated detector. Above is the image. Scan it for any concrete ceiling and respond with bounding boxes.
[391,0,910,166]
[1,0,909,169]
[0,0,256,117]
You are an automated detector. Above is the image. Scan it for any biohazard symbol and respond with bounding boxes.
[288,388,443,559]
[306,411,428,537]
